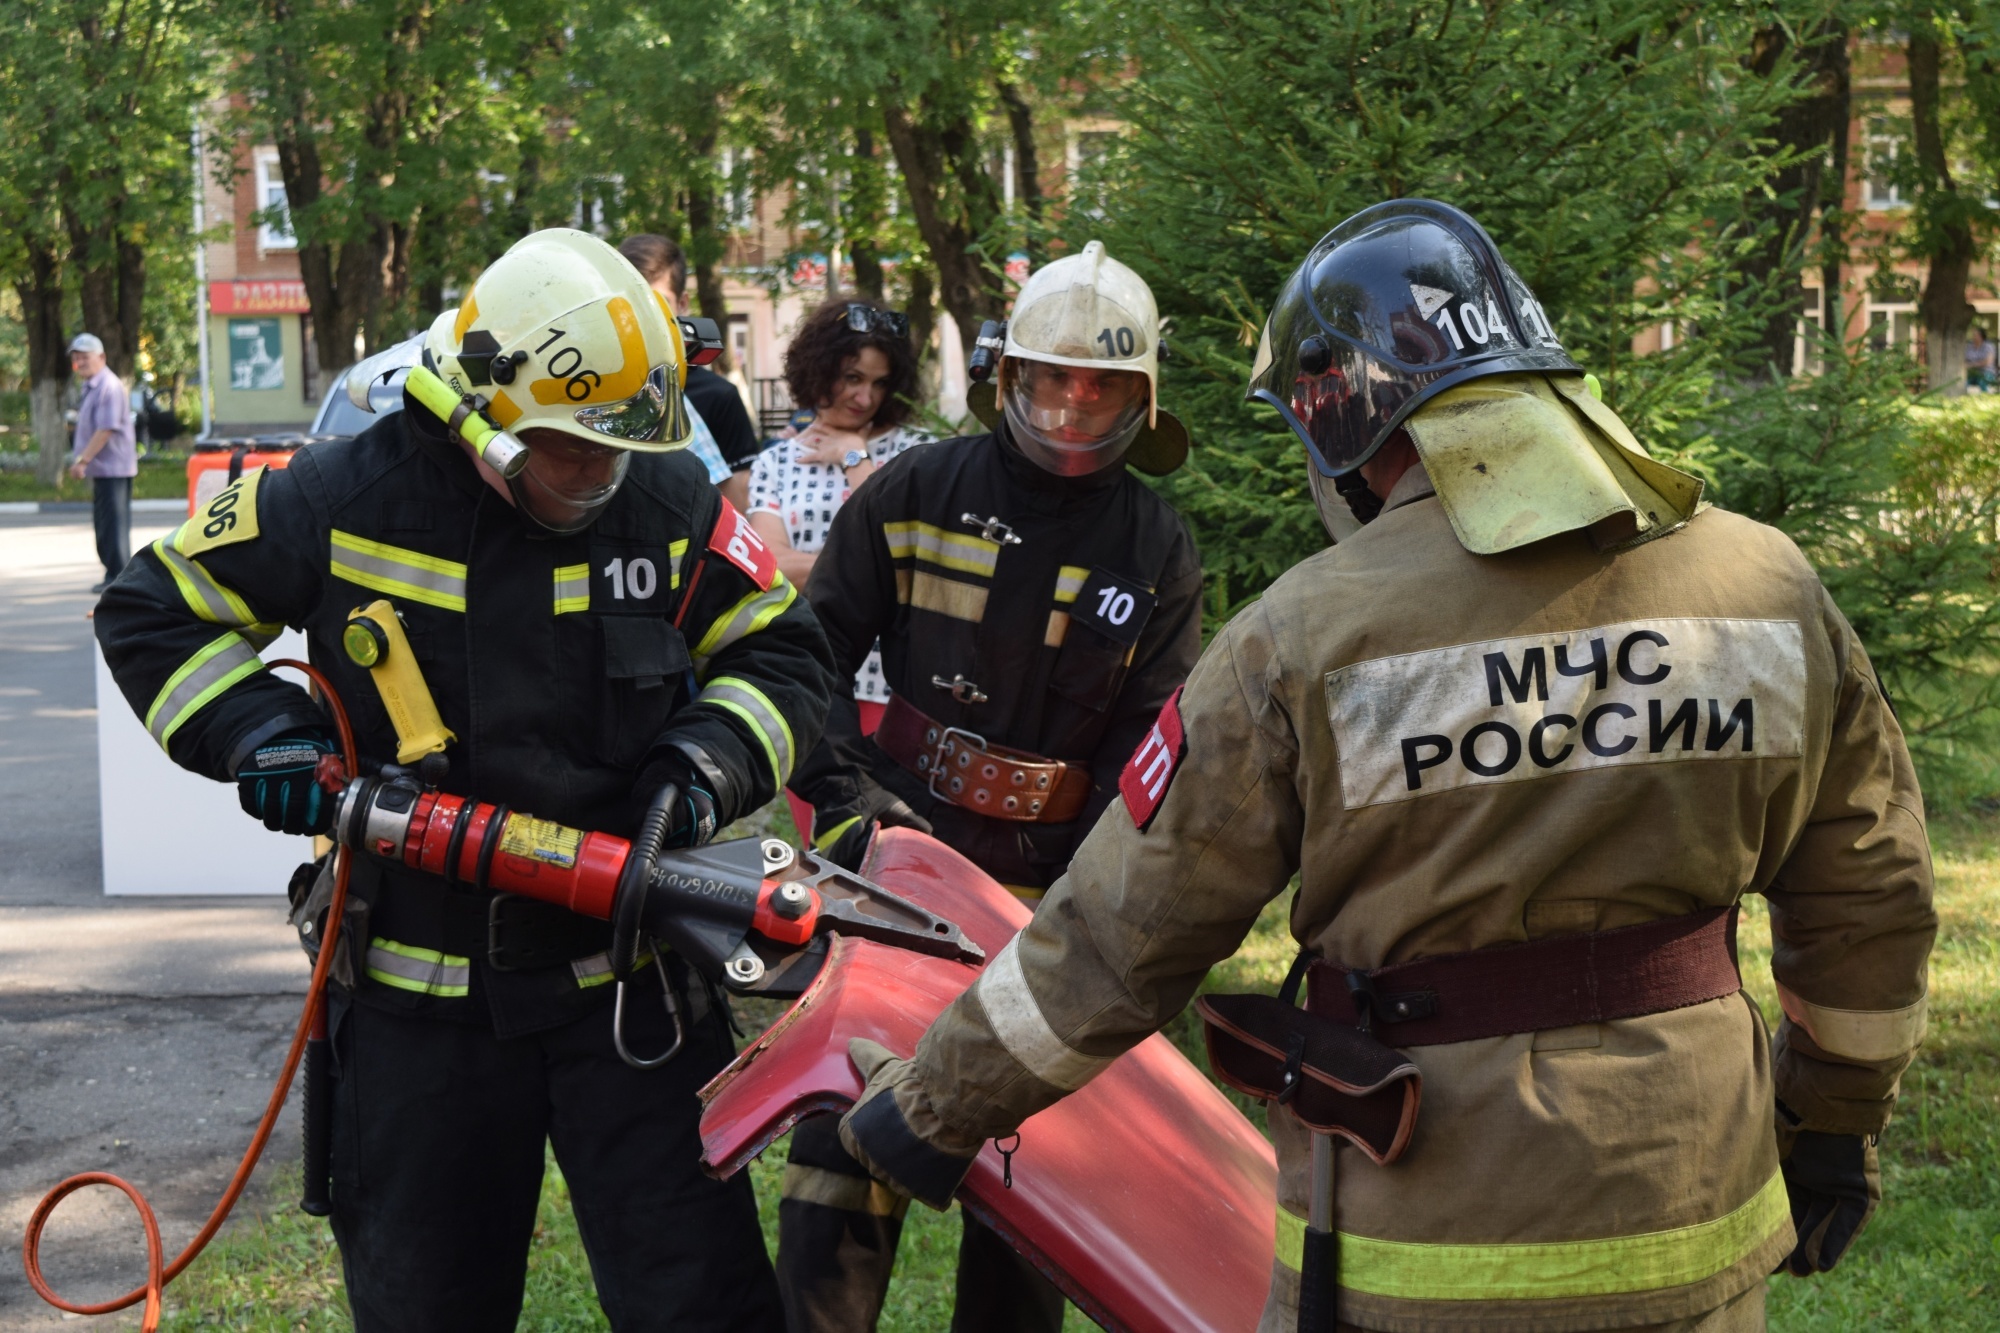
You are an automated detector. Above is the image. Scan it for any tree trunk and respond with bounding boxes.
[1742,20,1847,378]
[882,103,1008,361]
[1909,24,1976,393]
[906,262,940,411]
[16,241,71,486]
[995,81,1044,267]
[849,127,885,301]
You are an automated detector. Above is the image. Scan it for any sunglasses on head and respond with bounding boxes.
[844,303,910,340]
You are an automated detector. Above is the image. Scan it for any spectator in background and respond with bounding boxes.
[618,234,759,511]
[65,333,136,593]
[747,298,932,838]
[1966,325,1996,391]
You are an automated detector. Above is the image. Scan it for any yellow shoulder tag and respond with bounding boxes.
[173,466,266,558]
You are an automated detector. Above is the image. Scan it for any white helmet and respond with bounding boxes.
[979,241,1188,476]
[418,229,691,533]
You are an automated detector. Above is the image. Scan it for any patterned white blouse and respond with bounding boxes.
[747,423,932,703]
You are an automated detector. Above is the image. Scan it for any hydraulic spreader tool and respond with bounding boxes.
[25,597,980,1331]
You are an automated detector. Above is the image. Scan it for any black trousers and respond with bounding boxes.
[92,475,131,583]
[777,1115,1065,1333]
[326,978,783,1333]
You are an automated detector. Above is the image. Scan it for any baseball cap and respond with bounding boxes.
[68,333,105,355]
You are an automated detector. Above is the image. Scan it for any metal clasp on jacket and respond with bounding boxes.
[960,513,1022,546]
[919,724,989,802]
[931,674,988,705]
[1344,968,1436,1033]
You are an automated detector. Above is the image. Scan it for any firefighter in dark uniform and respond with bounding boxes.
[776,241,1205,1331]
[95,229,836,1332]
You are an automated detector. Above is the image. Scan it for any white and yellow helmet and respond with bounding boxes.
[424,228,691,451]
[971,240,1189,475]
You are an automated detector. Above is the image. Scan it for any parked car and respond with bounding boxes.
[310,334,425,436]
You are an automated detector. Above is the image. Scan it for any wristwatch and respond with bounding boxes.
[841,448,869,470]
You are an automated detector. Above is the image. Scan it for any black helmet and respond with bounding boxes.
[1247,199,1579,477]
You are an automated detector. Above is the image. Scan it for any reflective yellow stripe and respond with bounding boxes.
[670,537,690,590]
[553,563,590,614]
[1003,884,1047,902]
[910,570,987,622]
[330,530,468,612]
[365,936,470,997]
[144,632,264,749]
[813,815,862,852]
[1053,566,1089,604]
[883,520,1000,576]
[700,676,796,786]
[691,577,797,672]
[152,539,282,648]
[1274,1170,1790,1301]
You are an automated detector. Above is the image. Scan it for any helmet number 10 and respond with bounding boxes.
[1096,327,1137,357]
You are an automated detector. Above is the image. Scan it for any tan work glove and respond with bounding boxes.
[837,1037,982,1210]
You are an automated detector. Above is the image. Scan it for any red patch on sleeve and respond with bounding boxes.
[709,499,779,590]
[1120,686,1186,832]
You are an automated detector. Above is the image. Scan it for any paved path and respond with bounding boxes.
[0,515,310,1329]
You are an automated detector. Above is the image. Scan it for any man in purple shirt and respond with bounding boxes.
[66,333,137,592]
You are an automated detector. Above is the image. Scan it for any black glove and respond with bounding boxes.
[631,751,721,848]
[237,730,338,835]
[816,794,932,872]
[1775,1105,1879,1276]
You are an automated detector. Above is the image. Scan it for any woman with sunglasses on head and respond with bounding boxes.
[749,299,933,831]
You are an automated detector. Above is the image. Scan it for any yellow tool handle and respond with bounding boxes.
[343,599,456,764]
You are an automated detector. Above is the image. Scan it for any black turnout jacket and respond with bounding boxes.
[793,427,1202,889]
[97,404,835,1034]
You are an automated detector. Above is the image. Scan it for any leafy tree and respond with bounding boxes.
[1068,0,1818,621]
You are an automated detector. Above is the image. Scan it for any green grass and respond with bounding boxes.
[152,814,2000,1331]
[0,456,190,503]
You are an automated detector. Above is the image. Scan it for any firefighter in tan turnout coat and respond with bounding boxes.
[830,201,1937,1331]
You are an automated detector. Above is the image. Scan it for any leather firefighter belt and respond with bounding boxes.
[876,693,1091,824]
[1310,906,1742,1047]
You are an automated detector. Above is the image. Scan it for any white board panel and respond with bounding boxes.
[97,632,316,896]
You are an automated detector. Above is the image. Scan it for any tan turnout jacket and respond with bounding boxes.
[866,469,1935,1331]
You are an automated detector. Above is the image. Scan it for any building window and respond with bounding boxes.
[721,148,756,232]
[1864,119,1904,210]
[1867,304,1918,356]
[255,152,294,251]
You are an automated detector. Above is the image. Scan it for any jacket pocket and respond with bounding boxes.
[1048,623,1129,712]
[596,616,690,766]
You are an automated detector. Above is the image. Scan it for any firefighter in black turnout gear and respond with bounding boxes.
[95,229,835,1332]
[777,241,1203,1332]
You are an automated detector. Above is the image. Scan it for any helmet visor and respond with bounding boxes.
[571,364,689,445]
[509,432,631,534]
[1001,359,1149,476]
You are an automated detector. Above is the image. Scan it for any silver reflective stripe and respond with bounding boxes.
[1054,565,1088,604]
[972,935,1114,1091]
[883,521,1000,576]
[329,530,469,612]
[153,539,279,647]
[691,578,798,671]
[570,947,652,989]
[554,562,590,614]
[144,632,265,749]
[780,1162,911,1218]
[1778,984,1928,1061]
[365,937,470,997]
[700,676,795,787]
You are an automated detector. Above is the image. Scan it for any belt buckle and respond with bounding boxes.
[923,724,988,802]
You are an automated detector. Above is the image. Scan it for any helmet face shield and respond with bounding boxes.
[1002,358,1149,476]
[1247,200,1579,476]
[571,363,686,445]
[508,430,631,534]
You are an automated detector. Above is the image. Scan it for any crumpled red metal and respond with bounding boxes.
[698,828,1277,1333]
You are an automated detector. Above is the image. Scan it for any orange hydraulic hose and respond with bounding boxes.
[22,660,357,1332]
